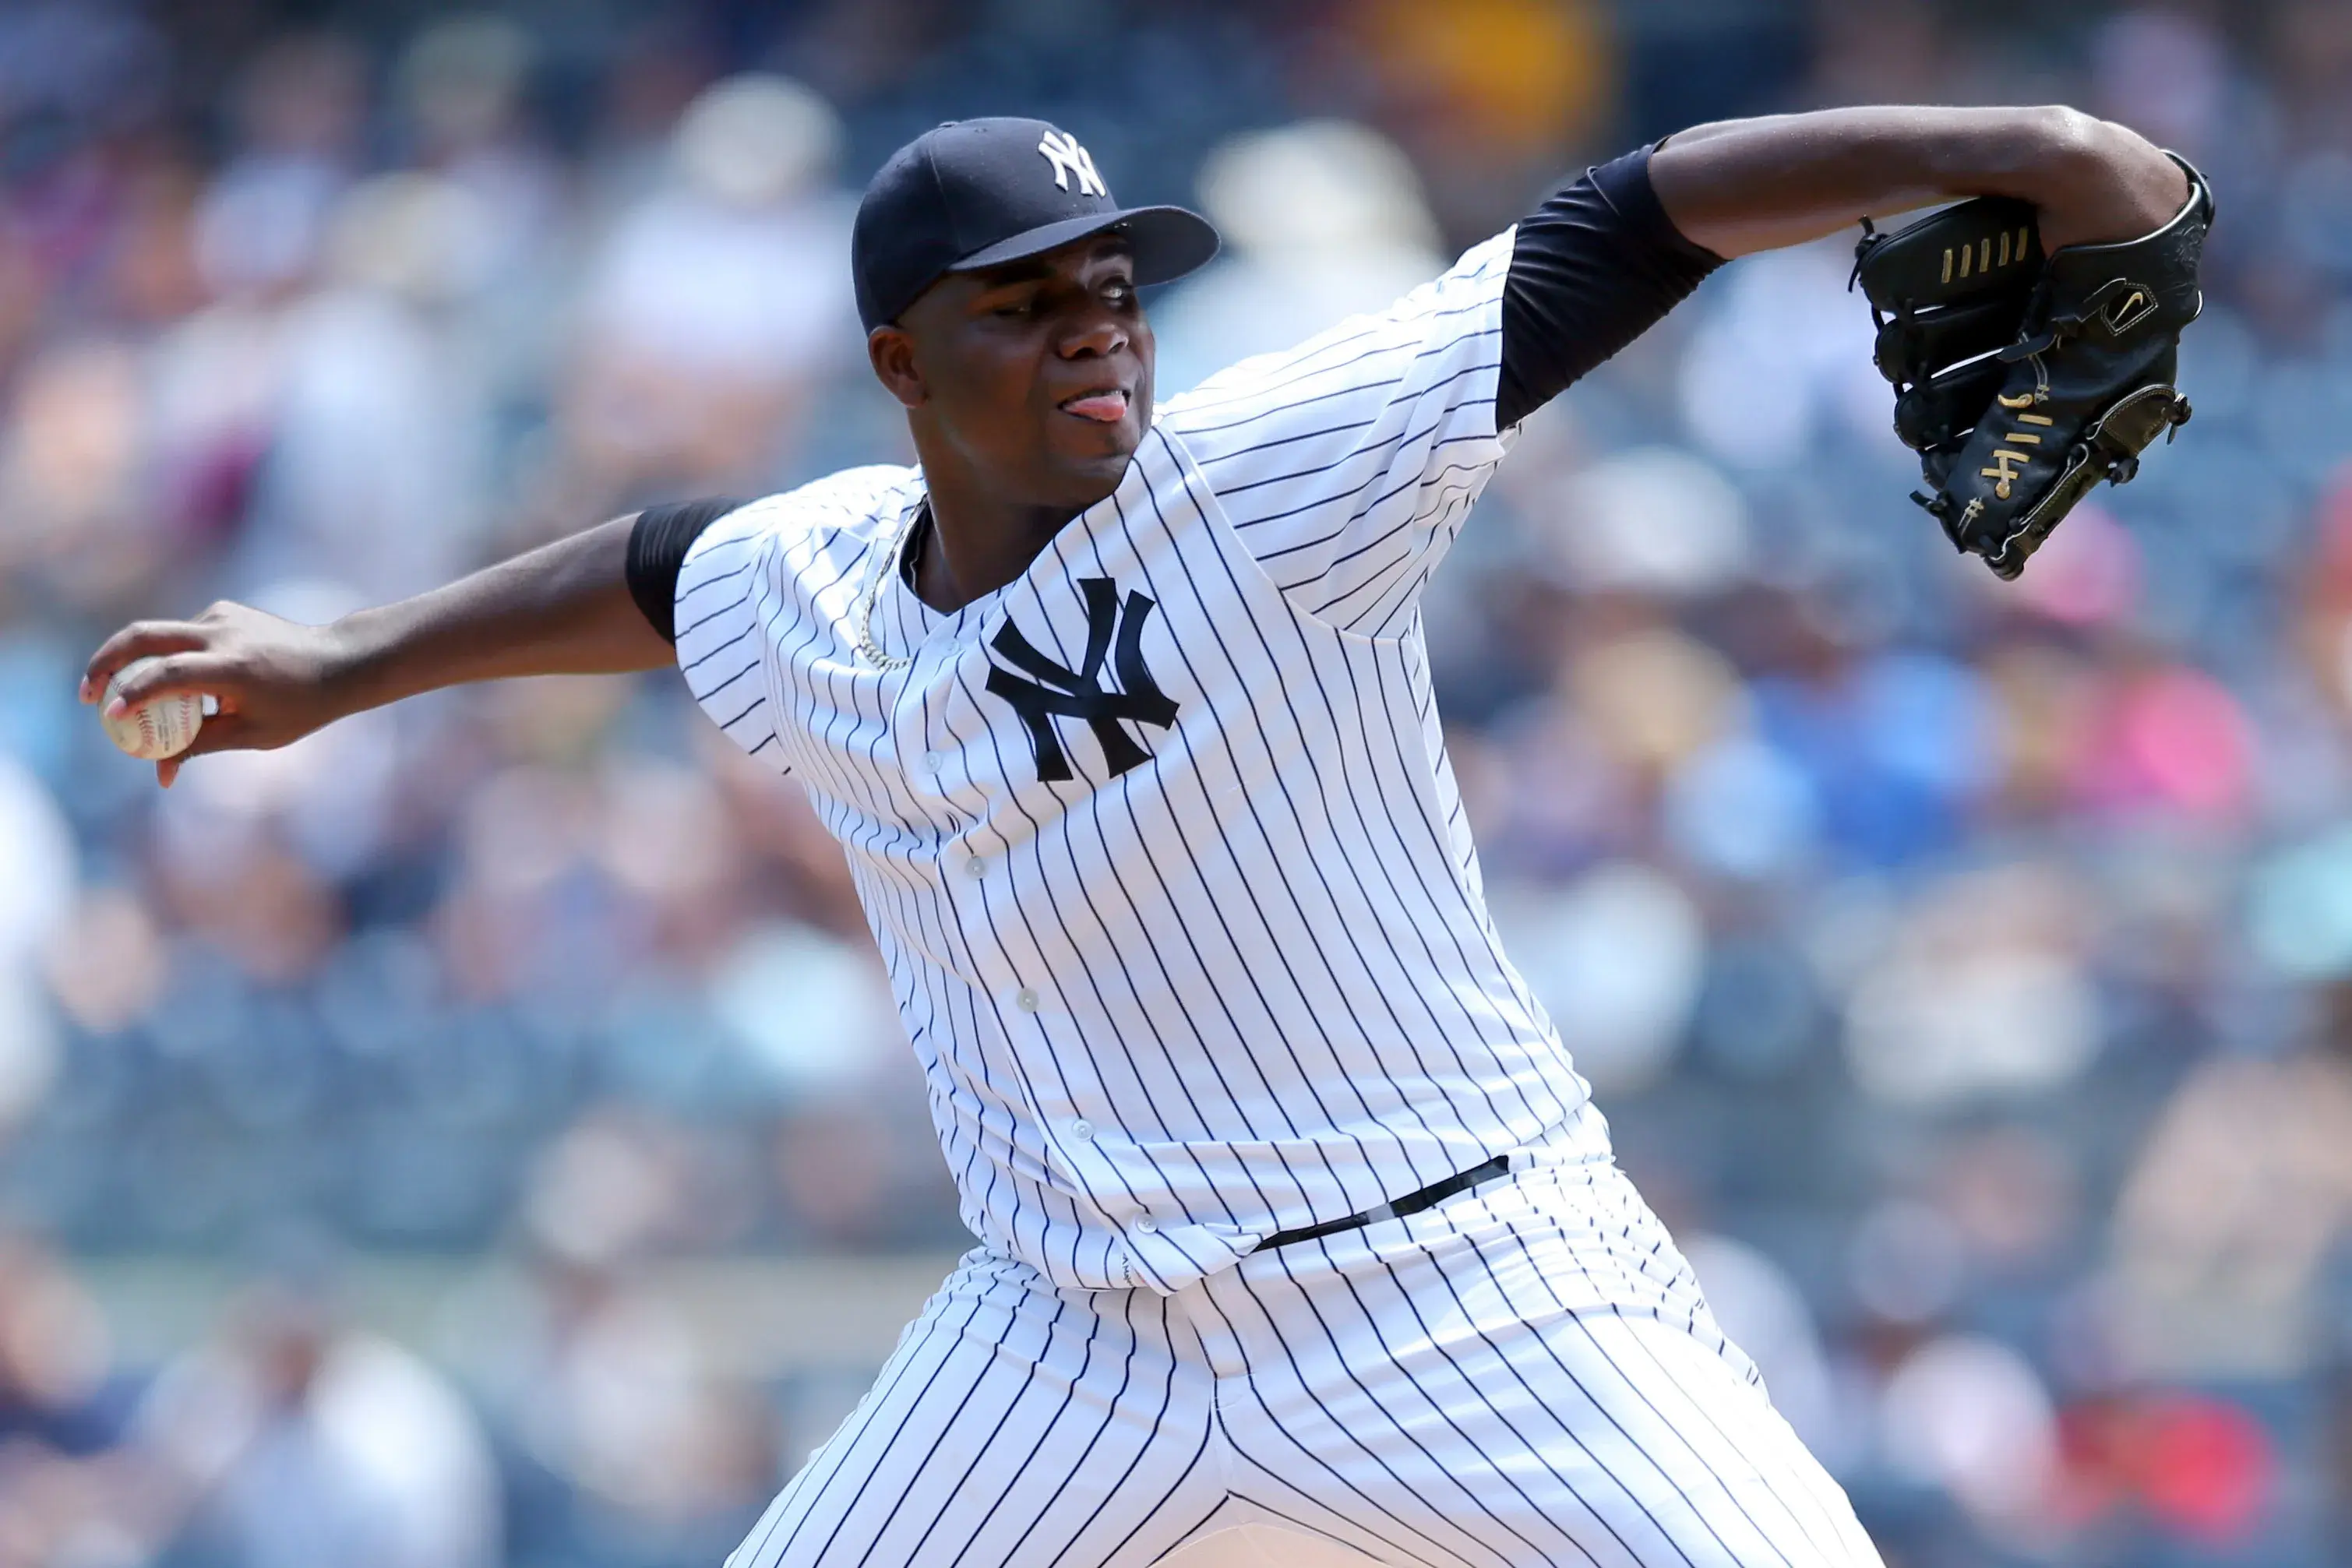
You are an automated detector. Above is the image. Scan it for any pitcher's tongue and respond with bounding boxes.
[1060,389,1128,423]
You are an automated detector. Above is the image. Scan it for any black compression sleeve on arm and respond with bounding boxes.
[1496,144,1726,430]
[625,497,745,643]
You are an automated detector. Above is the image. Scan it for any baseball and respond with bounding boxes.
[101,657,203,761]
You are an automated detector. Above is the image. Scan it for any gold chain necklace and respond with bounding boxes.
[848,497,926,672]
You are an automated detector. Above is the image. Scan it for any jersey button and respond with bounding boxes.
[962,855,987,878]
[1068,1119,1094,1142]
[1014,988,1040,1013]
[1134,1217,1158,1235]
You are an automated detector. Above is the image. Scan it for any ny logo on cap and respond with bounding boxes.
[1037,130,1106,198]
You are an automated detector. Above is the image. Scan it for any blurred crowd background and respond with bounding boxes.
[0,1,2347,1564]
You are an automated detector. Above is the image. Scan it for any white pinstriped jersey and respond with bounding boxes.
[675,231,1596,1295]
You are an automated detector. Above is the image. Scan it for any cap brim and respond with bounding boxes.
[947,204,1221,287]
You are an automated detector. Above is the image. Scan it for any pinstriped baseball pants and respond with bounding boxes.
[727,1115,1883,1568]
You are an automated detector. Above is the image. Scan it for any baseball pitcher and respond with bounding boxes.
[86,104,2207,1566]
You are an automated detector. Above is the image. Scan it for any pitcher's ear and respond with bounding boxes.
[867,325,926,410]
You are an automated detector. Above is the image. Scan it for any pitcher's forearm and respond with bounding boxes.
[83,513,679,784]
[331,516,675,714]
[1651,105,2188,257]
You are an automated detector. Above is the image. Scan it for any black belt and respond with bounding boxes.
[1254,1154,1513,1253]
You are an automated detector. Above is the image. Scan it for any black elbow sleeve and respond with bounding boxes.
[1497,144,1726,429]
[626,497,745,643]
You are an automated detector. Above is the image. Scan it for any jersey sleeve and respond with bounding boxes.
[1159,231,1515,637]
[672,502,787,765]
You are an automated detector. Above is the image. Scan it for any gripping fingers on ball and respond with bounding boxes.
[83,622,207,703]
[106,652,229,717]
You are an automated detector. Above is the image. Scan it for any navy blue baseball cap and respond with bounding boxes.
[852,117,1220,331]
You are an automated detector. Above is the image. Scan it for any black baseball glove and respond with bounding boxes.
[1853,155,2214,580]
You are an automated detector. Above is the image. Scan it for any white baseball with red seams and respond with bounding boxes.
[101,657,203,760]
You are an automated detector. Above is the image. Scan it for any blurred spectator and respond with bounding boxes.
[0,1234,137,1566]
[451,1115,779,1551]
[394,16,562,298]
[1840,864,2102,1106]
[2109,984,2352,1382]
[136,1283,499,1568]
[193,34,368,303]
[226,177,499,600]
[1878,1333,2061,1536]
[1151,119,1444,396]
[558,74,857,517]
[1497,860,1705,1094]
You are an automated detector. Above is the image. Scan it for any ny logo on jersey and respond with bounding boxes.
[986,578,1176,782]
[1037,130,1106,197]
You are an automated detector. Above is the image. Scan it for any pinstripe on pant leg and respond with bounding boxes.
[1564,1313,1882,1568]
[1192,1152,1883,1568]
[727,1250,1224,1568]
[1199,1246,1690,1568]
